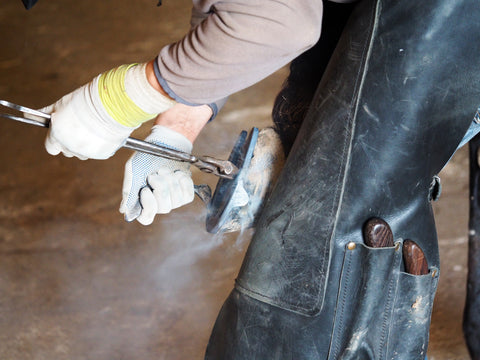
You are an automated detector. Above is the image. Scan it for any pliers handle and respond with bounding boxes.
[0,100,238,179]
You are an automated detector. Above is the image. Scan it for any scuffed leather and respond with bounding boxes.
[329,242,439,359]
[206,0,480,359]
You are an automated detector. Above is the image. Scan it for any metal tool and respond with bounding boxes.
[0,100,238,179]
[0,100,276,233]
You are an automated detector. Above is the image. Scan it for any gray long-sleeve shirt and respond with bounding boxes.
[155,0,355,107]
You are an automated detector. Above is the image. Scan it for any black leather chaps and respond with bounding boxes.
[205,0,480,358]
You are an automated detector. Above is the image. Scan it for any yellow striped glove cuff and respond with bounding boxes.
[98,63,176,128]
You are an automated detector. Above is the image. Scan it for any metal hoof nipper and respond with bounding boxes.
[0,99,238,180]
[1,100,284,233]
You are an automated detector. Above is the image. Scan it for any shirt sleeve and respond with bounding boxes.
[155,0,324,105]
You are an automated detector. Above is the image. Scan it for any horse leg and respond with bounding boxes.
[465,132,480,359]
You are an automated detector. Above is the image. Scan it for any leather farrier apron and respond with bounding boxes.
[206,0,480,359]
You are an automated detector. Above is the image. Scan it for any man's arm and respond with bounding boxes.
[146,60,212,142]
[156,0,324,105]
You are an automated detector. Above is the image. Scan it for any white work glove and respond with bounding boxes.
[119,125,195,225]
[40,63,176,160]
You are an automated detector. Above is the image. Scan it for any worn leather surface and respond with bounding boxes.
[206,0,480,359]
[272,0,355,156]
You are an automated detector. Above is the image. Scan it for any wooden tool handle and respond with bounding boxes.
[363,217,395,248]
[403,239,429,275]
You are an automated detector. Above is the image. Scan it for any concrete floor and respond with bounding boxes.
[0,1,473,359]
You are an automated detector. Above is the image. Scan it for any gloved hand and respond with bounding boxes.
[119,125,195,225]
[40,63,176,160]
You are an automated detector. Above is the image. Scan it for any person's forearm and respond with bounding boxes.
[145,60,211,144]
[146,60,173,100]
[153,103,212,144]
[156,0,324,105]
